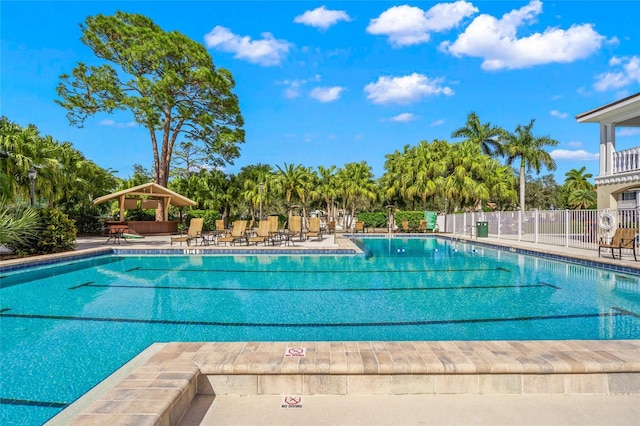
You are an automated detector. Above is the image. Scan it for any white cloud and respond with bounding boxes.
[550,149,598,160]
[388,113,416,122]
[204,26,291,66]
[294,6,351,30]
[367,1,477,47]
[550,110,568,119]
[364,73,454,105]
[430,119,445,127]
[440,0,605,70]
[617,128,640,137]
[278,79,306,98]
[310,86,345,102]
[593,55,640,91]
[99,119,136,128]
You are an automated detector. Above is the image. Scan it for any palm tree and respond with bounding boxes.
[451,112,503,156]
[564,167,594,191]
[336,162,377,229]
[316,165,337,219]
[501,119,559,212]
[568,188,597,209]
[275,163,315,220]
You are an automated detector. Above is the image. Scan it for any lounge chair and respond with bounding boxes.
[354,221,365,233]
[306,217,323,240]
[288,215,305,241]
[267,216,279,233]
[217,220,247,246]
[598,227,637,260]
[171,218,204,246]
[248,220,272,245]
[401,220,410,233]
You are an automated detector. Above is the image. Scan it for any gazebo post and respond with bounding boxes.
[163,198,171,221]
[119,195,126,222]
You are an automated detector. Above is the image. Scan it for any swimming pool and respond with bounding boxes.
[1,237,640,425]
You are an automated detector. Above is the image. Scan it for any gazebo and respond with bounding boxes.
[92,182,196,235]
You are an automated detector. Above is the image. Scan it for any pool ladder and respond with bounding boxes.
[452,225,474,244]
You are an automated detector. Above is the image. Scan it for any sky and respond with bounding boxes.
[1,0,640,184]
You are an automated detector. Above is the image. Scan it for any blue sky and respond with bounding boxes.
[2,1,639,184]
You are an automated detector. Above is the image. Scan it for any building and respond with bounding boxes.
[577,92,640,209]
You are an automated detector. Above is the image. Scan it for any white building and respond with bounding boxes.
[576,92,640,209]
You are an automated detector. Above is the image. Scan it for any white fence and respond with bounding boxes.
[442,209,640,251]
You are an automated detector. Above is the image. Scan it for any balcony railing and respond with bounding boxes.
[614,147,640,174]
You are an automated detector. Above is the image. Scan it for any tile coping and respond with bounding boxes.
[57,340,640,426]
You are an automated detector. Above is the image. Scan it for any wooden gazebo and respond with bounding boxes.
[92,183,196,235]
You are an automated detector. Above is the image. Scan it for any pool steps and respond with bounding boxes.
[56,340,640,426]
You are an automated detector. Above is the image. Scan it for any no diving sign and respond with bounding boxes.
[281,395,303,408]
[284,347,306,357]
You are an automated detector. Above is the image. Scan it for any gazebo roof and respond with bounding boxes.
[92,182,196,207]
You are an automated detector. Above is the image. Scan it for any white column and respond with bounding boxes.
[600,123,607,175]
[606,122,616,174]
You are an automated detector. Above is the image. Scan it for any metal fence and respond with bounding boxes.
[442,209,640,251]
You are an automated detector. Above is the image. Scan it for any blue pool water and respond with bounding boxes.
[1,238,640,425]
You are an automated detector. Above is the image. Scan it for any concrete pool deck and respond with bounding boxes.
[4,233,639,425]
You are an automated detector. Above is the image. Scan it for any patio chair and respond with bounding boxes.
[217,220,248,246]
[598,227,637,261]
[354,221,365,233]
[288,215,305,241]
[170,218,204,246]
[401,220,410,233]
[248,220,272,245]
[306,217,324,240]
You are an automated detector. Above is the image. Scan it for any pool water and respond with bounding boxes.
[1,238,639,425]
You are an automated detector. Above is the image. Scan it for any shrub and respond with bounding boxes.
[187,209,221,231]
[394,211,425,229]
[125,209,156,221]
[64,204,103,234]
[356,212,387,228]
[6,208,76,255]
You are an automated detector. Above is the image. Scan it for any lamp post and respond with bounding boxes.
[259,182,264,221]
[28,167,37,207]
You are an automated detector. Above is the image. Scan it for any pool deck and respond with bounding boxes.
[6,233,639,425]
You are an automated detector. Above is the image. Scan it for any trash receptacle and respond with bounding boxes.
[476,221,488,238]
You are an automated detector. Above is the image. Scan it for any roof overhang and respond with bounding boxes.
[576,92,640,126]
[92,182,196,207]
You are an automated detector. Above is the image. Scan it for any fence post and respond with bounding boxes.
[497,211,501,239]
[471,212,475,238]
[534,209,539,244]
[565,209,570,247]
[518,210,522,241]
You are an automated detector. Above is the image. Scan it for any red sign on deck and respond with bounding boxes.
[284,347,306,357]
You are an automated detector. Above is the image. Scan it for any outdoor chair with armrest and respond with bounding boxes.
[170,218,204,246]
[306,217,323,240]
[248,220,272,245]
[598,227,637,261]
[217,220,248,246]
[288,215,306,241]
